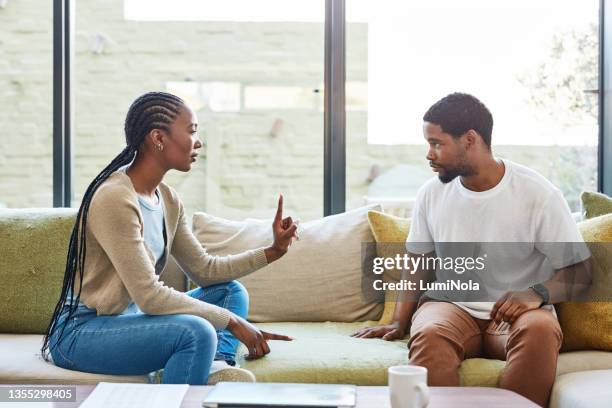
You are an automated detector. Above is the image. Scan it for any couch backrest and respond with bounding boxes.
[0,208,189,334]
[0,208,77,334]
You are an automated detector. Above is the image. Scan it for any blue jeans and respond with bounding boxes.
[49,281,248,385]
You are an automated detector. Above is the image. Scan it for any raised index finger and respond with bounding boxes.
[275,194,283,222]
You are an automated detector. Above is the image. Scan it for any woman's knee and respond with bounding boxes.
[226,280,249,304]
[173,315,218,351]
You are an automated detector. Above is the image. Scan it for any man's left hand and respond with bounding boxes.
[490,289,543,324]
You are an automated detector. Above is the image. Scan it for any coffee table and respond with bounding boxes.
[44,384,538,407]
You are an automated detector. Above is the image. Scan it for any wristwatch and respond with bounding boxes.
[529,283,550,306]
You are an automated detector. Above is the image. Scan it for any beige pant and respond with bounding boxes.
[408,300,562,407]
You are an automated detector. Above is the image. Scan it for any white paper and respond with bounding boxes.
[79,382,188,408]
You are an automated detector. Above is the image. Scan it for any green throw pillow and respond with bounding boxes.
[0,209,77,334]
[581,191,612,219]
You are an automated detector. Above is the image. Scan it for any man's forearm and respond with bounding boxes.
[541,258,592,304]
[391,253,432,330]
[392,296,419,331]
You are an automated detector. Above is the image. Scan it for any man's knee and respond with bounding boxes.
[410,323,459,351]
[509,310,562,348]
[408,322,465,386]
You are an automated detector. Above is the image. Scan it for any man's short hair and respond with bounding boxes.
[423,92,494,148]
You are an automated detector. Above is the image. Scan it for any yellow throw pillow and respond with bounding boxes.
[557,213,612,352]
[367,211,411,325]
[581,191,612,219]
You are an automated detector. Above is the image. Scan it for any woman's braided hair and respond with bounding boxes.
[41,92,185,361]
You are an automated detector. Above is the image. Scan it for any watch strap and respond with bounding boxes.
[530,283,550,306]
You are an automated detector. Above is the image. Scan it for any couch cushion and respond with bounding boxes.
[581,191,612,220]
[457,358,505,387]
[237,324,612,386]
[550,369,612,408]
[3,331,612,387]
[555,350,612,376]
[193,206,384,323]
[237,322,409,385]
[0,334,147,384]
[0,209,77,334]
[456,350,612,385]
[238,322,506,387]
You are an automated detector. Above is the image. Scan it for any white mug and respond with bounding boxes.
[388,365,430,408]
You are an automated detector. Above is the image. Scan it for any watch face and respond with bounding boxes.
[532,284,549,304]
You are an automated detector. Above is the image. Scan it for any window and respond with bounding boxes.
[347,0,599,212]
[32,1,607,214]
[72,0,324,221]
[244,86,317,110]
[167,82,241,112]
[124,0,325,22]
[0,0,53,208]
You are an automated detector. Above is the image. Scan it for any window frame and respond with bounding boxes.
[53,0,73,207]
[53,0,611,211]
[599,0,612,194]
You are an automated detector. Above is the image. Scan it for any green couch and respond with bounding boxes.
[1,208,612,408]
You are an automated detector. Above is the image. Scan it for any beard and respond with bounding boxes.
[435,156,473,184]
[437,166,463,184]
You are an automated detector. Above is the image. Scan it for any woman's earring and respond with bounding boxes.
[157,144,164,152]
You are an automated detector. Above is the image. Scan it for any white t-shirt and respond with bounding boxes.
[406,159,590,320]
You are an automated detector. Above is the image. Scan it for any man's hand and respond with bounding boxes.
[265,195,299,263]
[350,322,406,341]
[491,289,544,324]
[227,315,293,360]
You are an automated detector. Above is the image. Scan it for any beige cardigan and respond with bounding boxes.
[75,170,268,329]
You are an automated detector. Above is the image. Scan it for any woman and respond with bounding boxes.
[41,91,297,384]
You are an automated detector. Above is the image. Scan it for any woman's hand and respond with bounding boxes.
[265,195,299,263]
[227,315,293,359]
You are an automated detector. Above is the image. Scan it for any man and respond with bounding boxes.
[353,93,590,407]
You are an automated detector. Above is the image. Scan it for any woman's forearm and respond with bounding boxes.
[264,245,287,263]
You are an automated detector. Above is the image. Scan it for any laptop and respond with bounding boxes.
[202,382,357,408]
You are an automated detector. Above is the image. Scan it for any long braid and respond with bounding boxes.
[41,92,185,361]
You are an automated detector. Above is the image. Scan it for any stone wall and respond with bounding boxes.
[0,0,53,208]
[0,0,597,219]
